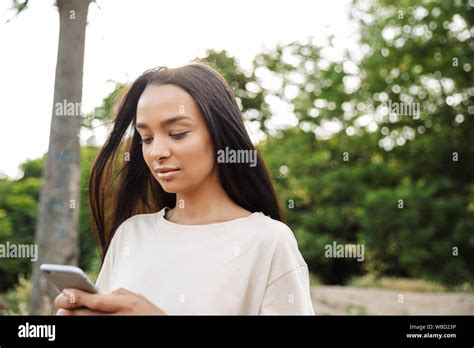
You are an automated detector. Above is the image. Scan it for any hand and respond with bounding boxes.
[55,287,167,315]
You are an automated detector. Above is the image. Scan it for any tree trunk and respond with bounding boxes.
[30,0,91,315]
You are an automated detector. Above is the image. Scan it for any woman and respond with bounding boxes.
[55,63,315,315]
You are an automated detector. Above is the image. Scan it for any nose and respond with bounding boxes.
[147,136,171,160]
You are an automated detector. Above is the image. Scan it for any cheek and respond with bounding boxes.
[178,132,215,175]
[142,146,154,170]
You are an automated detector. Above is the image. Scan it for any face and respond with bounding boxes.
[135,84,217,193]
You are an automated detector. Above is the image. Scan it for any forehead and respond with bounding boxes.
[136,84,198,119]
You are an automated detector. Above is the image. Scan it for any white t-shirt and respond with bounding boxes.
[95,206,315,315]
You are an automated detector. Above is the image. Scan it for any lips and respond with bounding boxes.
[155,167,180,173]
[153,167,181,180]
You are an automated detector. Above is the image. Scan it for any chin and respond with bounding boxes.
[158,181,179,193]
[161,180,202,195]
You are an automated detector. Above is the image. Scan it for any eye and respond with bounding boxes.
[170,131,189,140]
[140,138,152,145]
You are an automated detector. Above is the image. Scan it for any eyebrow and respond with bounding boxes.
[135,115,192,130]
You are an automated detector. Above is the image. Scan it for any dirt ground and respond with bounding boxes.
[311,285,474,315]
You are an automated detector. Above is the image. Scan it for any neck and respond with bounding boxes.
[169,169,238,224]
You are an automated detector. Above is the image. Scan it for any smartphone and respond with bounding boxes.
[40,264,99,294]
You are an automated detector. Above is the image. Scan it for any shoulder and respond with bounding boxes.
[250,214,307,275]
[108,211,160,246]
[119,211,158,230]
[251,213,300,249]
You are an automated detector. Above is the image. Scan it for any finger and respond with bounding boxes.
[63,307,108,316]
[56,308,71,315]
[55,292,83,309]
[111,287,131,295]
[63,288,121,312]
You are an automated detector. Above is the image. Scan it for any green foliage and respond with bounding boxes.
[0,147,101,292]
[78,146,101,273]
[260,128,390,284]
[10,0,28,14]
[0,275,31,315]
[81,83,126,135]
[197,49,272,133]
[348,274,447,293]
[0,168,41,291]
[257,0,473,286]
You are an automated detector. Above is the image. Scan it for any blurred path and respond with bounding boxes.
[311,285,474,315]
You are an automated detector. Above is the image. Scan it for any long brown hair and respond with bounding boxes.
[89,63,284,260]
